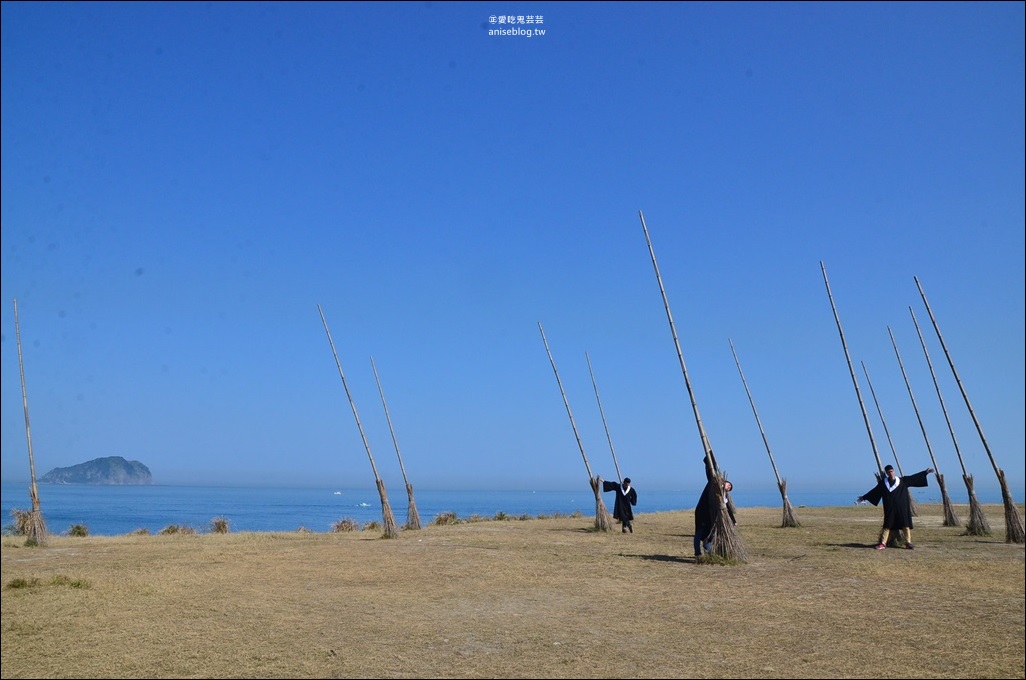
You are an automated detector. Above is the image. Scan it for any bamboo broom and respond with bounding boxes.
[318,305,398,539]
[370,356,421,530]
[909,307,990,536]
[729,339,799,528]
[639,211,745,562]
[914,277,1023,544]
[538,322,614,533]
[887,325,960,527]
[13,299,48,547]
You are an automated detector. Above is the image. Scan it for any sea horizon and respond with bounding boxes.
[3,480,1022,537]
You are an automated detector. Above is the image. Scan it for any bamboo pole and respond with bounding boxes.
[13,299,48,547]
[639,211,745,561]
[585,351,623,484]
[317,305,398,539]
[820,262,885,475]
[887,325,960,527]
[728,339,799,528]
[538,322,614,532]
[370,356,421,531]
[909,306,990,536]
[914,277,1023,544]
[860,360,919,517]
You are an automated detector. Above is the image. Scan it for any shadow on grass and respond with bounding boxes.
[629,553,694,564]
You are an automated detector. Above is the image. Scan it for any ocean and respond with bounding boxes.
[1,481,1018,537]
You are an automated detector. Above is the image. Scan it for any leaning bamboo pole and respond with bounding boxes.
[860,360,919,517]
[585,351,623,484]
[538,322,614,532]
[318,305,398,539]
[914,277,1023,544]
[820,262,886,476]
[887,325,960,527]
[13,299,48,547]
[639,211,745,561]
[909,307,990,536]
[369,356,421,531]
[728,339,799,528]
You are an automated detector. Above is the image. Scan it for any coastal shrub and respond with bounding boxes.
[431,511,459,526]
[159,524,196,535]
[331,518,360,533]
[363,520,381,532]
[209,517,230,534]
[494,511,509,521]
[7,508,29,536]
[68,524,89,537]
[130,528,151,536]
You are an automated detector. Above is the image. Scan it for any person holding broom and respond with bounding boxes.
[857,464,933,550]
[601,476,638,533]
[695,452,736,556]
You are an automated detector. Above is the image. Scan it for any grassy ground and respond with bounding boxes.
[2,502,1023,679]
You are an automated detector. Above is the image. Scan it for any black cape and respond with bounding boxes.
[602,480,637,522]
[695,454,735,530]
[860,468,931,530]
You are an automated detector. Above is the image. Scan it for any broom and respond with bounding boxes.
[13,298,48,547]
[370,356,421,530]
[318,305,398,539]
[888,325,960,527]
[915,276,1023,543]
[909,308,990,536]
[538,322,614,533]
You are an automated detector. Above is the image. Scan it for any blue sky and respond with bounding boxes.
[2,2,1023,501]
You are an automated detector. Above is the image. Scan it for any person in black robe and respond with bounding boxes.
[601,476,638,533]
[694,453,735,556]
[857,464,934,550]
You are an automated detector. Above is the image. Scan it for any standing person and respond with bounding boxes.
[601,476,638,533]
[857,464,934,550]
[695,453,736,556]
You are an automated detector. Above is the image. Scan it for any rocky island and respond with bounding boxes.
[40,456,153,485]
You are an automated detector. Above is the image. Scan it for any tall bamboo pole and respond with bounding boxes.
[909,307,990,536]
[585,351,623,484]
[887,325,959,527]
[318,305,398,538]
[914,277,1023,544]
[538,323,614,532]
[820,262,885,475]
[729,339,799,527]
[639,211,745,561]
[370,356,421,530]
[13,299,48,547]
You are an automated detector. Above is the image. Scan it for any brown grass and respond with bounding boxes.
[1,503,1022,679]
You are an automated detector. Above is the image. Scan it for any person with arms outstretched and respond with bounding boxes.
[857,464,933,550]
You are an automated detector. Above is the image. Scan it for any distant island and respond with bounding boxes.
[40,456,153,485]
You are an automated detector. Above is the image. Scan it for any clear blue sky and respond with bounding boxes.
[2,2,1023,500]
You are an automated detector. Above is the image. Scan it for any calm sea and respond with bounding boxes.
[1,482,1017,537]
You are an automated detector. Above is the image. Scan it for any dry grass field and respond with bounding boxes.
[2,502,1023,679]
